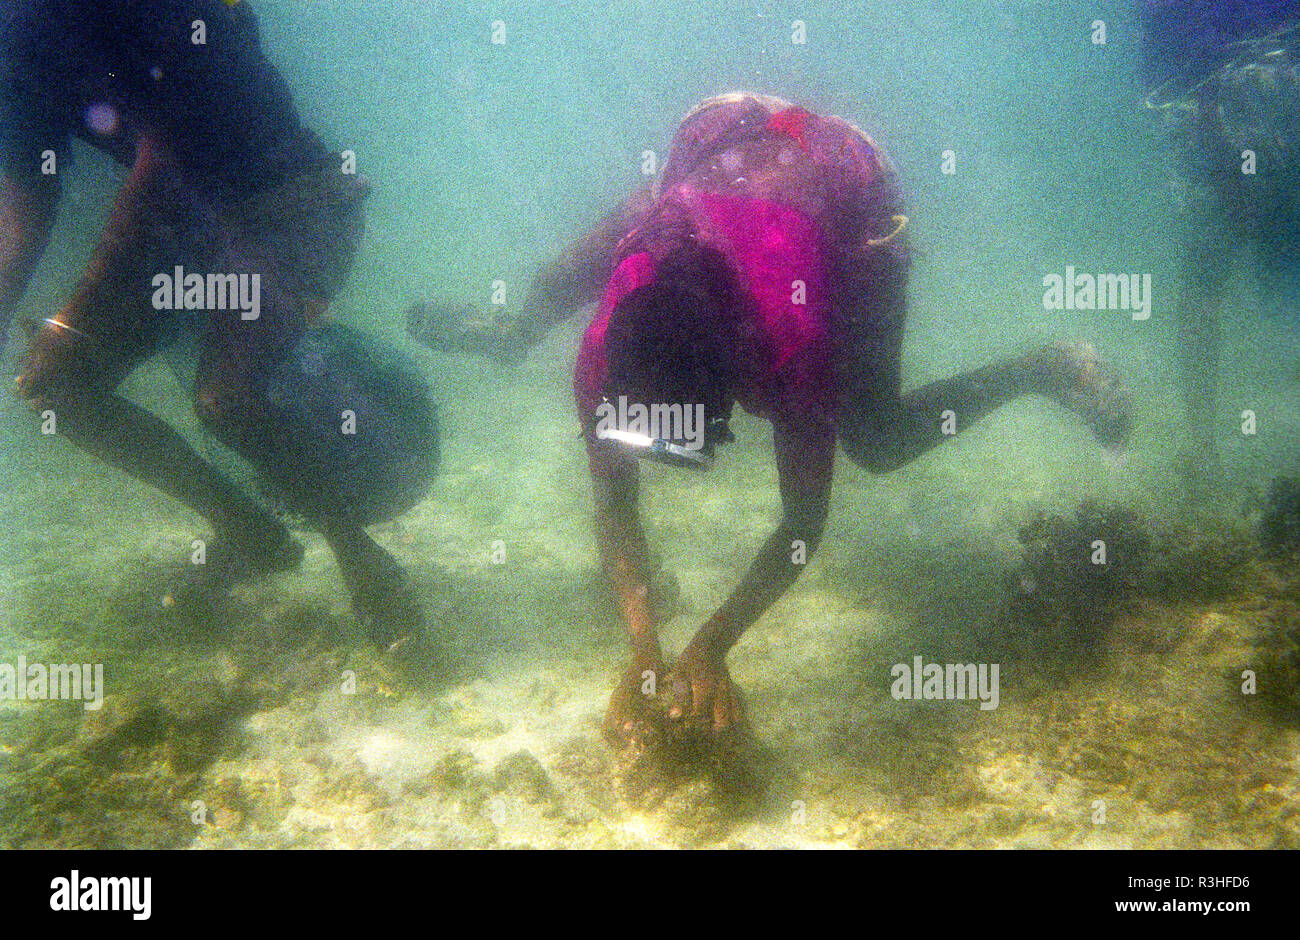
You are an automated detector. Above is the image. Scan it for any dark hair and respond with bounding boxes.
[603,242,742,414]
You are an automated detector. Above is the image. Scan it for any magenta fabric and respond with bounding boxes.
[574,188,836,430]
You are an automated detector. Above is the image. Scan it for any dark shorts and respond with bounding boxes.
[23,164,368,400]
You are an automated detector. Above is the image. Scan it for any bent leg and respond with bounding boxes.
[320,520,423,649]
[843,354,1044,474]
[15,162,299,584]
[837,290,1130,474]
[39,382,299,579]
[197,192,426,649]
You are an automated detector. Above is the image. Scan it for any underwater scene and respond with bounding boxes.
[0,0,1298,854]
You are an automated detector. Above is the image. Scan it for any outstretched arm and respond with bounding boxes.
[407,184,655,361]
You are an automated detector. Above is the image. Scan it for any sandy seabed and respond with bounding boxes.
[1,327,1298,851]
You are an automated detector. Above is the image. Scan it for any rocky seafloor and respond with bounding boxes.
[2,354,1298,850]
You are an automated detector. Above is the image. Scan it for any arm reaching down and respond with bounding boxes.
[0,172,60,347]
[665,422,834,737]
[586,425,668,745]
[17,133,185,399]
[597,416,835,745]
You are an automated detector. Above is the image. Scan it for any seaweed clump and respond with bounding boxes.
[1260,477,1300,557]
[1243,534,1300,723]
[1005,500,1151,640]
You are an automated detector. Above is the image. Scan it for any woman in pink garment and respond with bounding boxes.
[409,92,1131,747]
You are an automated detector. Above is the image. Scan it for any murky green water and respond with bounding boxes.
[1,0,1297,849]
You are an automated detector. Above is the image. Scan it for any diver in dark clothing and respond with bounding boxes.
[0,0,438,649]
[1141,0,1300,476]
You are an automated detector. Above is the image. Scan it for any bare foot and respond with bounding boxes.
[405,300,527,364]
[1033,341,1132,449]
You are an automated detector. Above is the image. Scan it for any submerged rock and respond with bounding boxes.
[1006,500,1151,640]
[1261,477,1300,557]
[493,750,557,804]
[1249,568,1300,721]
